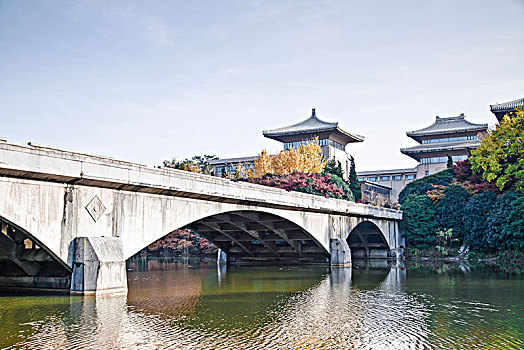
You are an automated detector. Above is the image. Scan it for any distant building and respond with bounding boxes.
[357,168,417,201]
[490,97,523,122]
[401,113,488,179]
[210,108,364,179]
[358,113,489,201]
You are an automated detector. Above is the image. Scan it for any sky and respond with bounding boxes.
[0,0,523,171]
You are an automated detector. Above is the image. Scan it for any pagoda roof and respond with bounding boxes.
[490,97,524,112]
[406,113,487,143]
[490,97,523,122]
[263,108,364,145]
[400,139,481,160]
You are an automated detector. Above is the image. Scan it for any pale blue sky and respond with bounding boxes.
[1,0,523,171]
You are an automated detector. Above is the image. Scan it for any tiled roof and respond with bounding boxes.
[263,108,364,144]
[400,139,481,156]
[490,97,524,111]
[406,114,487,141]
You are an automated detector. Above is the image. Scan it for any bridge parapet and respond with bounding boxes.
[0,141,402,220]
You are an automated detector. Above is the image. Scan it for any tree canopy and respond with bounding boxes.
[164,154,218,174]
[470,108,524,191]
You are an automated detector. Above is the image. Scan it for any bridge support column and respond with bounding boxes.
[330,238,351,267]
[70,237,127,295]
[217,249,227,265]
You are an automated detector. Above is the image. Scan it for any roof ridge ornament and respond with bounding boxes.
[311,108,316,119]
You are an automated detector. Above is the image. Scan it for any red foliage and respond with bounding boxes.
[452,160,500,194]
[248,172,346,198]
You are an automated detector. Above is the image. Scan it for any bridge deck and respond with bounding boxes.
[0,140,401,220]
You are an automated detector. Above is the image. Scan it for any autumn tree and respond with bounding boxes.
[252,150,274,177]
[470,108,524,191]
[249,138,326,178]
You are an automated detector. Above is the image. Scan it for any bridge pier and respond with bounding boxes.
[217,249,227,265]
[70,237,127,295]
[329,238,351,267]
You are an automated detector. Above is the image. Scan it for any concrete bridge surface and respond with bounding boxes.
[0,140,403,294]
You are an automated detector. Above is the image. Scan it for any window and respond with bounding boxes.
[421,135,476,144]
[420,155,469,164]
[379,176,390,181]
[405,174,416,180]
[367,177,377,182]
[392,175,403,180]
[357,177,365,182]
[425,170,429,176]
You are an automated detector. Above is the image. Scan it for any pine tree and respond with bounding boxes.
[348,156,362,201]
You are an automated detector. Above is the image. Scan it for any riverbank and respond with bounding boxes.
[404,248,524,270]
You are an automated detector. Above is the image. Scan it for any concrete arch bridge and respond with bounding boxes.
[0,141,403,294]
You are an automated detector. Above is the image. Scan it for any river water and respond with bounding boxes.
[0,259,522,349]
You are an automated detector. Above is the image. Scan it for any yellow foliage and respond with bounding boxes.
[249,138,326,178]
[252,150,274,178]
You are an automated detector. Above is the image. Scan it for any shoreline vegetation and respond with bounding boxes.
[399,108,524,264]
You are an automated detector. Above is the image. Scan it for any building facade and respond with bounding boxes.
[358,113,489,201]
[210,108,363,179]
[357,168,417,201]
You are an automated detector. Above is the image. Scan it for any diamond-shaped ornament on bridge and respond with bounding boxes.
[86,195,106,222]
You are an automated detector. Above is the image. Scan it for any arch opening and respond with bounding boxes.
[347,221,393,259]
[135,210,330,265]
[0,216,71,292]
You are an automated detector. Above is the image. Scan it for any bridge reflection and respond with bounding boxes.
[4,260,412,349]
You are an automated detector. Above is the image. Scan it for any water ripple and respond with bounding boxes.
[1,264,522,349]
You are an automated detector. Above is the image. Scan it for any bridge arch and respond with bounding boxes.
[346,220,393,258]
[0,214,71,291]
[139,210,330,264]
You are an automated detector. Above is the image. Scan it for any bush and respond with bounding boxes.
[463,191,497,251]
[398,168,454,204]
[435,185,470,241]
[487,191,524,251]
[503,196,524,251]
[247,171,354,201]
[400,194,438,247]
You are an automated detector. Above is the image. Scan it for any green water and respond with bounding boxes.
[0,259,522,349]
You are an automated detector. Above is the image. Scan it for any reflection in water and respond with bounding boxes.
[0,259,522,349]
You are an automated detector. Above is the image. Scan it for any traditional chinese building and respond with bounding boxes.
[490,97,524,122]
[359,113,489,201]
[210,108,364,179]
[400,113,488,178]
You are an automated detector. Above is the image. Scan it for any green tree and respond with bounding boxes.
[503,196,524,251]
[487,191,524,251]
[164,154,218,174]
[323,158,344,178]
[400,194,438,247]
[462,191,497,251]
[470,108,524,191]
[435,185,470,242]
[446,154,453,169]
[348,156,362,201]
